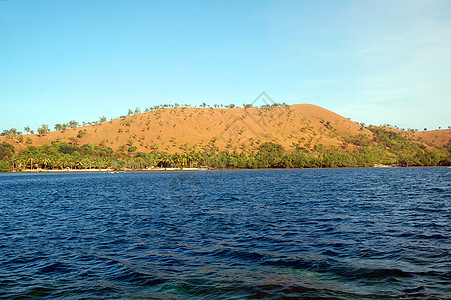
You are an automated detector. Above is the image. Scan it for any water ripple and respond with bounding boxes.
[0,168,450,299]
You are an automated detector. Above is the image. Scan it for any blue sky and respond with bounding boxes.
[1,0,450,132]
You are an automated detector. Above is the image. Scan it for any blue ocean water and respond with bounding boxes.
[0,168,450,299]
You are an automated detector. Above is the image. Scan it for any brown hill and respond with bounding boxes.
[414,130,451,147]
[1,104,449,153]
[375,126,451,147]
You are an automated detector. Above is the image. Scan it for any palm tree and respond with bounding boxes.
[39,155,49,169]
[55,159,64,170]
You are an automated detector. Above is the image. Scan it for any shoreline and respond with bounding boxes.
[2,165,449,174]
[13,167,211,173]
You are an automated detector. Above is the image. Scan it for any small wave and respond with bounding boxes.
[346,266,412,279]
[403,285,425,293]
[36,261,73,275]
[414,233,448,240]
[15,285,55,298]
[112,267,167,286]
[321,249,341,257]
[413,270,451,280]
[264,257,328,271]
[265,257,413,282]
[210,247,266,262]
[243,283,324,299]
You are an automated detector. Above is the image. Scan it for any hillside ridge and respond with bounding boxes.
[1,104,450,153]
[0,104,380,153]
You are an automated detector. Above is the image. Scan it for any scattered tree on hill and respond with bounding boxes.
[37,124,50,136]
[1,128,22,138]
[69,120,78,128]
[77,130,86,138]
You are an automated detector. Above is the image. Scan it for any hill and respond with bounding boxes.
[0,104,376,153]
[0,104,450,171]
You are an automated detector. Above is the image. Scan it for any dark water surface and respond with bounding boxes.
[0,168,450,299]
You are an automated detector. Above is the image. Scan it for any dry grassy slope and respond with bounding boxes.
[1,104,449,153]
[414,130,451,147]
[377,126,451,147]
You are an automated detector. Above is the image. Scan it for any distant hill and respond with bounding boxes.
[3,103,448,153]
[0,104,450,171]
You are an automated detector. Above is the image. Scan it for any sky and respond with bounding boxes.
[1,0,450,132]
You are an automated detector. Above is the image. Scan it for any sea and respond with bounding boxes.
[0,168,449,299]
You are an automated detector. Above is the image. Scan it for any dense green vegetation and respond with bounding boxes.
[0,127,449,172]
